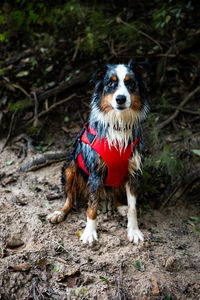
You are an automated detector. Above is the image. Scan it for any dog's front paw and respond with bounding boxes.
[80,228,98,244]
[127,228,144,244]
[47,211,65,224]
[80,218,98,244]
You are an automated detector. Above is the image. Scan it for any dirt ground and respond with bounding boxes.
[0,138,200,300]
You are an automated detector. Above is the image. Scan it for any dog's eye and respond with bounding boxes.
[107,80,117,88]
[125,79,136,90]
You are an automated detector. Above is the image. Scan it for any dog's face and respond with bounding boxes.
[90,62,149,123]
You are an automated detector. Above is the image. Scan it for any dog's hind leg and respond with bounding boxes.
[112,187,128,217]
[125,183,144,244]
[47,164,75,224]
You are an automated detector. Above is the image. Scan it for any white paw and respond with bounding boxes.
[117,205,128,217]
[80,218,98,244]
[127,228,144,244]
[80,228,98,244]
[47,211,65,224]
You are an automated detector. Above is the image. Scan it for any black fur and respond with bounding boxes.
[63,62,149,208]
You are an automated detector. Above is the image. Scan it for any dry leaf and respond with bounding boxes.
[8,263,31,272]
[57,267,80,283]
[152,280,159,296]
[164,256,176,271]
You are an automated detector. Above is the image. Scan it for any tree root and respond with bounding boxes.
[21,151,69,172]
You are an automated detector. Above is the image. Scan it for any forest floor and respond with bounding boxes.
[0,116,200,300]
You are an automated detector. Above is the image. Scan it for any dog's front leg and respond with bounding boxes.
[80,179,100,244]
[125,183,144,244]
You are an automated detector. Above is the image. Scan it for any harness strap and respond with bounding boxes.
[75,124,139,187]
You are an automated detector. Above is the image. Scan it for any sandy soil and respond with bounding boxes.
[0,141,200,300]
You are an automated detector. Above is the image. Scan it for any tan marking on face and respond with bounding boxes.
[101,92,114,113]
[111,75,118,82]
[125,74,131,81]
[130,94,142,111]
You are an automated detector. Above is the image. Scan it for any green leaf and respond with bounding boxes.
[4,190,11,193]
[46,65,53,72]
[53,265,59,272]
[6,160,14,166]
[134,260,145,271]
[190,216,200,223]
[192,149,200,156]
[64,116,70,122]
[165,15,171,23]
[99,276,110,284]
[16,70,29,77]
[165,294,172,300]
[102,200,107,213]
[134,260,141,270]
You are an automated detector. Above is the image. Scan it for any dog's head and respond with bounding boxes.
[90,62,150,124]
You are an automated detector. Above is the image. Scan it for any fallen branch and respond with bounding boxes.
[158,85,200,129]
[21,151,69,172]
[37,74,89,102]
[27,93,76,125]
[161,170,200,209]
[118,17,163,52]
[1,111,16,153]
[169,105,200,115]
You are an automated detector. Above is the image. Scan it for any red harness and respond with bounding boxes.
[76,125,139,188]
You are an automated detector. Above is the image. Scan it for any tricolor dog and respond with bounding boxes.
[47,61,150,244]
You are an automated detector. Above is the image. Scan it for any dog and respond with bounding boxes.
[47,61,150,244]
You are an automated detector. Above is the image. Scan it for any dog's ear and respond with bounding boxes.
[90,65,108,84]
[128,60,150,79]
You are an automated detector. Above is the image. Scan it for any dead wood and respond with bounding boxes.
[161,170,200,209]
[27,93,76,125]
[21,151,69,172]
[37,74,90,102]
[1,111,17,153]
[158,85,200,129]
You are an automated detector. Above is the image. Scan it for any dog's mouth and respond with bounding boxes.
[116,105,126,110]
[113,123,132,132]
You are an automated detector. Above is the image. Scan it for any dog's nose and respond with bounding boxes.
[116,95,126,105]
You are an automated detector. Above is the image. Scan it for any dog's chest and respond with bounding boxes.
[76,125,139,187]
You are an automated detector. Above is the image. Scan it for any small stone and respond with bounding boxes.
[6,237,24,249]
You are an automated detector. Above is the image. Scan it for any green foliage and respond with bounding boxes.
[152,0,193,32]
[0,0,146,58]
[144,144,183,180]
[8,98,30,112]
[189,217,200,236]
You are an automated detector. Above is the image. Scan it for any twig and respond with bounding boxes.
[158,85,200,129]
[37,75,89,102]
[161,170,200,209]
[117,261,125,300]
[3,49,35,67]
[31,91,39,126]
[118,17,163,52]
[72,36,81,62]
[1,111,16,153]
[11,83,30,98]
[27,93,76,125]
[169,105,200,116]
[13,133,35,151]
